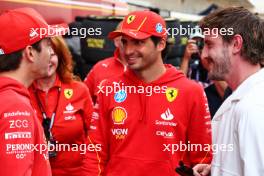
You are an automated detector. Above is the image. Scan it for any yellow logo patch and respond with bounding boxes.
[64,89,73,99]
[127,15,135,24]
[112,107,127,125]
[165,88,178,102]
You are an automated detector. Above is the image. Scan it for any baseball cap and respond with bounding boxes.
[0,8,69,55]
[108,10,167,40]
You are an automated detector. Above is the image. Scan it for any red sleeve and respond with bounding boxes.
[31,113,51,176]
[187,84,212,166]
[82,84,94,132]
[0,105,36,176]
[80,83,96,175]
[84,67,96,104]
[85,86,110,176]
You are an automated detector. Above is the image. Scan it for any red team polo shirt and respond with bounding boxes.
[84,48,126,104]
[0,76,51,176]
[86,65,212,176]
[29,75,93,176]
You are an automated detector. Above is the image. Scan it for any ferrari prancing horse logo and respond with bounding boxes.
[165,88,178,102]
[64,89,73,99]
[127,15,135,24]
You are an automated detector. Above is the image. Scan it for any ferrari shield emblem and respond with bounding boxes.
[127,15,135,24]
[165,88,178,102]
[64,89,73,99]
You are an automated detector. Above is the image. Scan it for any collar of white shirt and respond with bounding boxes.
[213,68,264,120]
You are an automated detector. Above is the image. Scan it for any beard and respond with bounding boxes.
[207,47,231,81]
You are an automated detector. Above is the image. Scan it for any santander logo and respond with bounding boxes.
[160,108,174,121]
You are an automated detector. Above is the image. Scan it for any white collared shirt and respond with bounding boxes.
[211,69,264,176]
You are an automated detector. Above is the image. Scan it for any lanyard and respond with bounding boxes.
[34,87,61,140]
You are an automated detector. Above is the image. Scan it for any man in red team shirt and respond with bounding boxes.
[84,22,127,104]
[86,10,212,176]
[0,8,68,176]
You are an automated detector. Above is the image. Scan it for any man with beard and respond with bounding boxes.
[193,7,264,176]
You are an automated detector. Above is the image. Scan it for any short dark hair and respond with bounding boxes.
[200,6,264,65]
[31,40,42,52]
[0,50,23,72]
[150,36,169,60]
[0,40,42,72]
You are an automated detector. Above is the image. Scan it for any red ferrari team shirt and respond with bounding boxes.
[86,65,212,176]
[29,75,93,176]
[0,76,51,176]
[84,49,126,104]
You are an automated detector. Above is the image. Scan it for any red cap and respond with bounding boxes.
[0,8,69,55]
[108,10,167,40]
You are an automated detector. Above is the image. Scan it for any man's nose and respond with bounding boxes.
[201,46,208,59]
[124,43,135,56]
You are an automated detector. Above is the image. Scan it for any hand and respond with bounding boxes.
[183,39,199,61]
[193,164,211,176]
[180,39,200,75]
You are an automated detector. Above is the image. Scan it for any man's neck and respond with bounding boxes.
[227,61,261,91]
[36,73,57,92]
[117,55,127,66]
[134,59,166,83]
[213,81,228,99]
[0,70,33,88]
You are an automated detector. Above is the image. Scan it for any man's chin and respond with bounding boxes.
[128,64,142,71]
[40,71,53,79]
[47,68,56,77]
[208,72,225,81]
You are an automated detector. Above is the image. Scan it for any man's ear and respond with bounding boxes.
[231,34,243,55]
[157,38,166,51]
[157,38,166,52]
[23,45,36,63]
[114,36,122,48]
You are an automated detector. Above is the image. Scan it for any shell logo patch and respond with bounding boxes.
[127,15,135,24]
[112,107,127,125]
[165,87,178,102]
[64,89,73,99]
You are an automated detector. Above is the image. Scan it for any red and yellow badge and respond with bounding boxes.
[165,87,178,102]
[112,107,127,125]
[64,89,73,99]
[127,15,135,24]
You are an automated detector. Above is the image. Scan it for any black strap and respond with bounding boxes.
[34,87,61,140]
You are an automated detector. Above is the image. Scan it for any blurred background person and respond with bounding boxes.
[84,22,127,104]
[29,36,93,176]
[180,26,210,87]
[180,26,230,117]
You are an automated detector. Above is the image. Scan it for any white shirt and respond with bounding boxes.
[211,69,264,176]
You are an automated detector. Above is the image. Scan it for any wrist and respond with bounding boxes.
[182,55,190,62]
